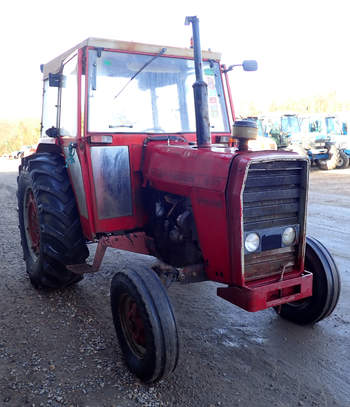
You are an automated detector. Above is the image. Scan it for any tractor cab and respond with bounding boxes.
[39,38,234,238]
[41,38,230,142]
[280,114,302,147]
[268,114,302,149]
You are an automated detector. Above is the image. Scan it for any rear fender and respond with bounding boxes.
[36,138,62,155]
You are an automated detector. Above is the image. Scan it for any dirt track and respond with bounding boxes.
[0,158,349,407]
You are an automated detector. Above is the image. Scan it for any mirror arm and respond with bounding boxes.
[222,64,242,73]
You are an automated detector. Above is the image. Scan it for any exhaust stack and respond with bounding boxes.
[185,16,211,148]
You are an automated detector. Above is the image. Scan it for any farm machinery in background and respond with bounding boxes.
[322,115,350,169]
[217,116,277,150]
[299,115,349,170]
[17,16,340,383]
[268,113,349,170]
[269,113,301,149]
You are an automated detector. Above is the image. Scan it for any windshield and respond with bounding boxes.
[310,120,320,132]
[281,116,300,134]
[325,117,342,134]
[309,119,324,133]
[87,49,229,133]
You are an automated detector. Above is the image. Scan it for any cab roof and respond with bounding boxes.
[42,37,222,79]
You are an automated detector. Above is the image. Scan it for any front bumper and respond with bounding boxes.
[217,271,313,312]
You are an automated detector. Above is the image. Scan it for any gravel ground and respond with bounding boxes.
[0,158,349,407]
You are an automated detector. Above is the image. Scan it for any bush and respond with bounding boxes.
[0,119,40,156]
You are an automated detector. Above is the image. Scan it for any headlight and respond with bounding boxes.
[282,227,296,246]
[245,232,260,252]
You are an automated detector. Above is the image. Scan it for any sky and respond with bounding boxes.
[0,0,349,120]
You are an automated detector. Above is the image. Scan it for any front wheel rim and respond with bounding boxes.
[119,293,146,358]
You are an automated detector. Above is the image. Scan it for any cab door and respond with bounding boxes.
[58,52,95,239]
[81,47,145,236]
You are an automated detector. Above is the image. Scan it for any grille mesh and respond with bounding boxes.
[243,160,307,281]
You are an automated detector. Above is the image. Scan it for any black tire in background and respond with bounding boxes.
[111,265,179,383]
[317,145,340,170]
[276,236,341,325]
[336,150,350,169]
[17,153,89,289]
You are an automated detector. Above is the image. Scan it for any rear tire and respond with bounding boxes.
[336,150,350,169]
[275,236,341,325]
[111,265,179,383]
[17,153,89,289]
[317,145,339,170]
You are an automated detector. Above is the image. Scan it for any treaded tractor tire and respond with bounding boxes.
[17,153,89,289]
[275,236,340,325]
[111,265,179,383]
[317,145,339,170]
[336,150,350,169]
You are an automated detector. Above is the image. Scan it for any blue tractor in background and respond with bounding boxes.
[260,113,349,170]
[324,115,350,169]
[300,115,350,170]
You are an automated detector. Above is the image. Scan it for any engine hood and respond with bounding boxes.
[142,142,302,195]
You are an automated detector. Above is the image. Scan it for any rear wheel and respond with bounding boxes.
[111,265,179,383]
[17,153,89,289]
[317,145,339,170]
[275,236,340,325]
[336,150,350,169]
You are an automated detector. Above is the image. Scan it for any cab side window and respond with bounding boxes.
[60,56,78,137]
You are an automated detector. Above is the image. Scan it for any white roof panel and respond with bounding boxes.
[42,37,221,79]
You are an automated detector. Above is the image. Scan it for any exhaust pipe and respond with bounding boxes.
[185,16,211,148]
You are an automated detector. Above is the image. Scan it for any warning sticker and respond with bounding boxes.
[204,68,214,76]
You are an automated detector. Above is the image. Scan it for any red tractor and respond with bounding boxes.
[18,17,340,383]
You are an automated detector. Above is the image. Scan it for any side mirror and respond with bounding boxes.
[242,60,258,71]
[223,60,258,73]
[49,73,62,87]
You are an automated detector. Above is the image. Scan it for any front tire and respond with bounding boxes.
[17,153,89,289]
[276,236,341,325]
[336,150,350,169]
[317,145,339,170]
[111,265,179,383]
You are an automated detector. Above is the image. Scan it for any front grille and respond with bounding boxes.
[242,159,307,281]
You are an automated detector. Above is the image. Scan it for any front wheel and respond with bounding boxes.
[275,236,340,325]
[110,265,179,383]
[336,150,350,169]
[317,145,339,170]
